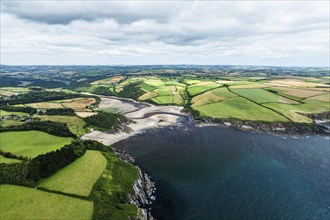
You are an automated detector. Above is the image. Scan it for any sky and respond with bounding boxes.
[1,1,329,66]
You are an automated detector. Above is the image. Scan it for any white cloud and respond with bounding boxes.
[1,1,329,66]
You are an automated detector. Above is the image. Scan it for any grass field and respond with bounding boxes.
[0,155,22,164]
[0,109,28,117]
[0,131,73,158]
[0,119,24,127]
[187,81,220,96]
[26,102,64,109]
[194,97,289,122]
[0,184,93,220]
[36,115,89,137]
[232,88,297,104]
[0,87,30,97]
[263,99,329,123]
[39,150,107,197]
[60,98,96,111]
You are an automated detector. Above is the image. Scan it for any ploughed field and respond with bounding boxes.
[87,76,330,123]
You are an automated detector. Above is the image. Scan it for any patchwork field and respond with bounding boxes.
[39,150,107,197]
[0,185,93,220]
[0,131,73,158]
[86,75,329,123]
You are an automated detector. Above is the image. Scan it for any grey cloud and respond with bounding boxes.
[0,1,329,66]
[1,1,185,24]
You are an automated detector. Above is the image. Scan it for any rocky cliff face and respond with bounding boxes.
[115,150,156,220]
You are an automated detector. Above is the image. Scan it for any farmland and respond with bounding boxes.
[80,75,329,124]
[0,65,330,219]
[39,150,107,197]
[0,131,73,158]
[0,185,93,220]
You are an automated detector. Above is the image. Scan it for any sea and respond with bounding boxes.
[114,122,330,220]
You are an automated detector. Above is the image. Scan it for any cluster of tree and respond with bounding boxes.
[84,112,128,131]
[0,140,108,186]
[0,150,29,161]
[0,121,76,138]
[0,105,37,115]
[92,86,115,96]
[0,90,82,105]
[117,82,144,100]
[43,108,75,115]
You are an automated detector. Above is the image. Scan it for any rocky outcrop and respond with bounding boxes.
[129,170,155,220]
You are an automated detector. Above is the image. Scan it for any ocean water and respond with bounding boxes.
[114,126,330,220]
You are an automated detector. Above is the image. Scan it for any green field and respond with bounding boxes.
[194,97,289,122]
[0,119,24,127]
[0,109,28,117]
[39,150,107,197]
[0,155,22,164]
[232,88,295,104]
[0,184,93,220]
[187,82,220,96]
[0,131,73,158]
[263,99,330,123]
[36,115,89,137]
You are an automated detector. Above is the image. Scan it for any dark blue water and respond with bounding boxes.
[114,125,330,220]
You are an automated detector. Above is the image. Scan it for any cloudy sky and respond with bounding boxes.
[1,1,329,66]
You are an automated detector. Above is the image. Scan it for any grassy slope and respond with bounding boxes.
[194,97,289,122]
[39,150,107,197]
[0,131,73,158]
[36,115,89,137]
[233,88,289,103]
[91,151,140,220]
[188,83,220,96]
[0,155,22,164]
[0,109,28,117]
[0,184,93,220]
[0,119,24,127]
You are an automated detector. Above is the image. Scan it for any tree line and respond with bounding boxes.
[0,121,76,138]
[0,105,37,115]
[0,90,86,105]
[0,140,111,186]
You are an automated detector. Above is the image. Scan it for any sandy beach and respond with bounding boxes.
[82,96,186,145]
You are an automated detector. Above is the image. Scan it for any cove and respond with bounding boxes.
[114,125,330,220]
